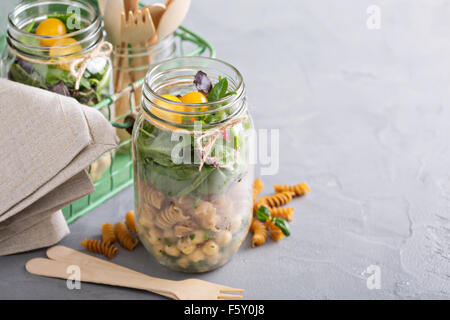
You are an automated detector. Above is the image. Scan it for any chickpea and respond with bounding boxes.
[190,230,205,245]
[188,248,205,263]
[202,240,219,256]
[206,253,221,265]
[164,245,180,257]
[176,239,196,255]
[138,212,153,228]
[215,230,232,246]
[152,243,164,258]
[230,215,242,233]
[146,228,161,245]
[177,256,190,269]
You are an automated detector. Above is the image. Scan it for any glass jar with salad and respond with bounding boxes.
[133,57,254,273]
[0,0,113,107]
[1,0,114,182]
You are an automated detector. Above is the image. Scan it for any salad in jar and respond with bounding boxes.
[133,57,254,273]
[1,1,112,106]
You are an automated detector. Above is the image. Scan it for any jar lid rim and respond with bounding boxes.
[143,56,245,108]
[7,0,100,43]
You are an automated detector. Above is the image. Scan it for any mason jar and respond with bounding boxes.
[0,0,113,108]
[1,0,114,182]
[113,33,177,149]
[133,57,254,273]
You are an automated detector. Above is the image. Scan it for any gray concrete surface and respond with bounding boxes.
[2,0,450,299]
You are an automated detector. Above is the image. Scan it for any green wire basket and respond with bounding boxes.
[0,0,215,224]
[63,26,215,224]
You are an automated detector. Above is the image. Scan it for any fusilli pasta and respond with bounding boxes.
[155,204,189,230]
[253,178,264,203]
[101,223,116,245]
[250,218,267,247]
[270,207,295,222]
[260,191,295,208]
[125,210,137,234]
[114,222,139,251]
[80,237,118,259]
[273,182,310,197]
[266,220,284,242]
[146,187,165,209]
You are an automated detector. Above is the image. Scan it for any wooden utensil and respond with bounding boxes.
[103,0,124,46]
[121,8,156,117]
[121,9,156,46]
[142,3,166,30]
[123,0,139,15]
[46,245,175,299]
[97,0,108,16]
[26,246,244,300]
[157,0,191,40]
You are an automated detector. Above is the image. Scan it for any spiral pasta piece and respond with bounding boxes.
[101,223,116,245]
[155,204,189,230]
[250,218,268,247]
[80,237,118,259]
[125,210,137,234]
[266,220,284,242]
[273,182,310,197]
[270,207,295,222]
[253,178,264,203]
[114,222,139,251]
[145,186,165,209]
[260,191,294,208]
[253,198,265,215]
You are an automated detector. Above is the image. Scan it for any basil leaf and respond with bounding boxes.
[208,77,228,102]
[273,217,290,236]
[256,205,271,221]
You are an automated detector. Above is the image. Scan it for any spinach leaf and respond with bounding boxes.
[9,63,48,89]
[24,20,36,33]
[208,77,237,102]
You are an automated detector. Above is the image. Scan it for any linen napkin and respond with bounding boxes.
[0,79,118,255]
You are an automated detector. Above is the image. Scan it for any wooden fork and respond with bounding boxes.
[25,246,244,300]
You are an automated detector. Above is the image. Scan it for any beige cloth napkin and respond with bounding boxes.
[0,79,118,255]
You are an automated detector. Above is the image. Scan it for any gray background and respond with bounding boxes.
[2,0,450,299]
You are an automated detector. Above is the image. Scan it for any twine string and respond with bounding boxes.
[144,113,248,171]
[70,40,113,90]
[9,40,113,90]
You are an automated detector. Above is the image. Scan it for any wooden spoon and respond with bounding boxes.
[141,3,166,30]
[157,0,191,40]
[97,0,108,16]
[103,0,124,46]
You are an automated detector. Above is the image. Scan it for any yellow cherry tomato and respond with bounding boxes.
[49,37,83,70]
[35,18,67,46]
[48,37,82,57]
[181,91,208,104]
[153,94,185,124]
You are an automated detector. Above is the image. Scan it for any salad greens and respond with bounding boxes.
[136,118,250,198]
[7,15,108,105]
[8,57,110,105]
